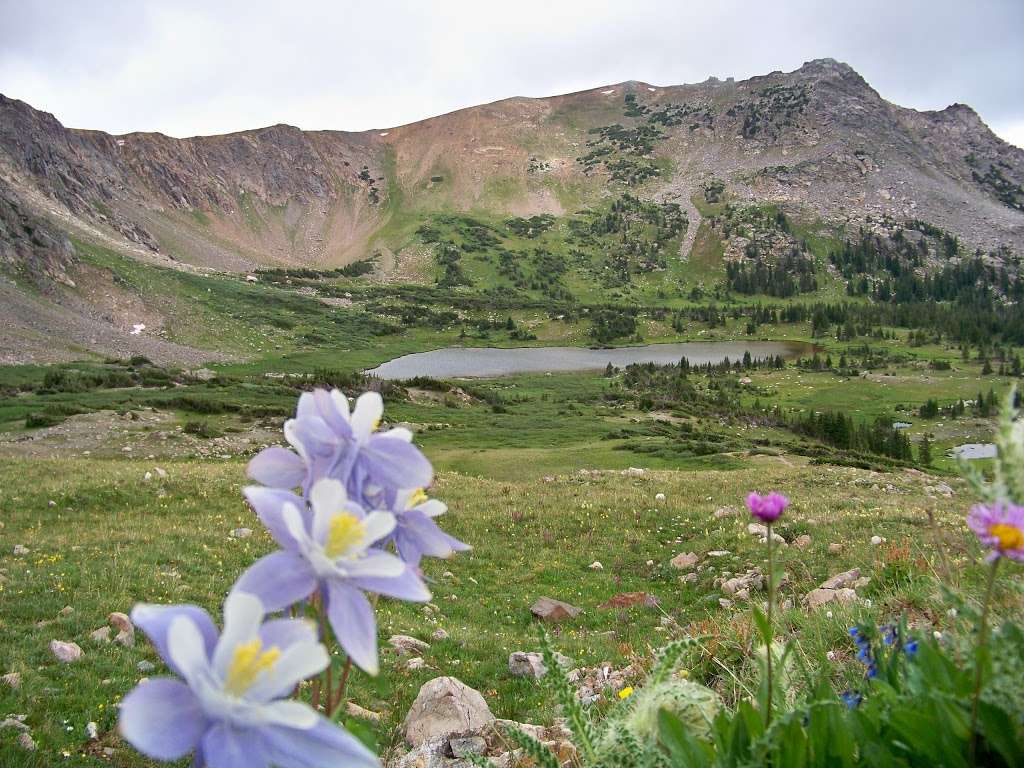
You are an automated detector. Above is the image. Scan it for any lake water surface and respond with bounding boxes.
[367,341,813,380]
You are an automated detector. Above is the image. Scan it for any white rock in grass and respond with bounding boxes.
[230,528,253,539]
[18,732,37,751]
[870,535,885,546]
[1,672,21,689]
[50,640,83,663]
[86,722,98,740]
[402,677,495,747]
[431,628,449,641]
[588,561,604,571]
[89,627,112,644]
[12,545,28,556]
[155,467,168,479]
[655,493,666,503]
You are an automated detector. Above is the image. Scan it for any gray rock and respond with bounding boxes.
[402,677,495,747]
[449,736,487,757]
[670,552,699,569]
[390,634,430,655]
[137,660,156,673]
[820,568,860,590]
[50,640,82,663]
[530,597,581,622]
[1,672,21,689]
[229,527,253,539]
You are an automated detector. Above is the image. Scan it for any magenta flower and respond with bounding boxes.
[746,491,789,523]
[967,502,1024,562]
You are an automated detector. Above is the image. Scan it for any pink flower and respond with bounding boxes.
[967,502,1024,562]
[746,491,789,523]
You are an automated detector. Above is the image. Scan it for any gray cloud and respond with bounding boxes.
[1,0,1021,147]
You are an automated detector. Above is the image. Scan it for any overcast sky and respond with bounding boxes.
[1,0,1022,147]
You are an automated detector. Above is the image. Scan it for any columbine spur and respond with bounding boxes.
[119,592,377,768]
[233,478,430,674]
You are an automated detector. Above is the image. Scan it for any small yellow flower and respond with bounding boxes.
[618,686,634,700]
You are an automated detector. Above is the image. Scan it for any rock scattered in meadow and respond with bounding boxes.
[530,596,581,622]
[431,628,449,641]
[599,592,659,610]
[109,611,135,646]
[347,701,383,722]
[13,544,28,556]
[1,672,21,689]
[402,677,495,747]
[794,534,812,548]
[89,627,112,643]
[49,640,83,663]
[820,568,860,590]
[588,561,603,571]
[137,660,156,673]
[508,650,571,679]
[18,732,37,751]
[670,552,699,569]
[229,527,253,539]
[390,634,430,655]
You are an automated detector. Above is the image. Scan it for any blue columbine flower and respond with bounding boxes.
[233,479,430,675]
[840,690,863,709]
[904,640,919,657]
[119,593,377,768]
[373,487,471,568]
[247,390,433,496]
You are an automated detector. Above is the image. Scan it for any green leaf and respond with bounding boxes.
[658,708,713,766]
[752,604,772,645]
[978,700,1024,767]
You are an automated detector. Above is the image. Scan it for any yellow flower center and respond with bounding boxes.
[224,639,281,696]
[408,488,428,508]
[325,512,366,559]
[990,523,1024,551]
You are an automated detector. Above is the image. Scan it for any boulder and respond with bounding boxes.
[402,677,495,747]
[670,552,699,570]
[530,597,581,622]
[449,736,487,758]
[508,652,547,679]
[794,534,812,549]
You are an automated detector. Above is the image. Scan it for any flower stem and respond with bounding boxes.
[330,657,353,716]
[766,522,775,727]
[969,558,1000,766]
[318,588,332,714]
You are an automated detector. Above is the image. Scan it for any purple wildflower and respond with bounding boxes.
[967,502,1024,562]
[376,488,471,568]
[247,389,433,496]
[119,592,377,768]
[746,491,789,523]
[234,479,430,675]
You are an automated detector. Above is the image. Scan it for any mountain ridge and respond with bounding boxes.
[1,58,1023,364]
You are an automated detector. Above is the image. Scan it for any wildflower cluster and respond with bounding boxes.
[118,389,468,767]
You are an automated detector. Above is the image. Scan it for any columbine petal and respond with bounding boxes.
[253,699,321,730]
[202,722,271,768]
[243,487,307,549]
[383,427,414,443]
[262,718,380,768]
[245,642,329,703]
[131,604,218,675]
[350,392,383,439]
[232,551,317,613]
[119,678,208,761]
[344,550,406,579]
[310,479,349,542]
[168,615,214,690]
[212,592,265,678]
[325,581,378,675]
[363,434,433,488]
[351,566,431,602]
[360,510,396,546]
[257,618,317,651]
[247,446,306,490]
[417,499,447,518]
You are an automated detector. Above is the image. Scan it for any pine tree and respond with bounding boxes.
[918,435,933,466]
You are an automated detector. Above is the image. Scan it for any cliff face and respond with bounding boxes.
[2,58,1022,276]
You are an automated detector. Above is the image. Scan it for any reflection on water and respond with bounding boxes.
[366,341,814,380]
[951,443,997,460]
